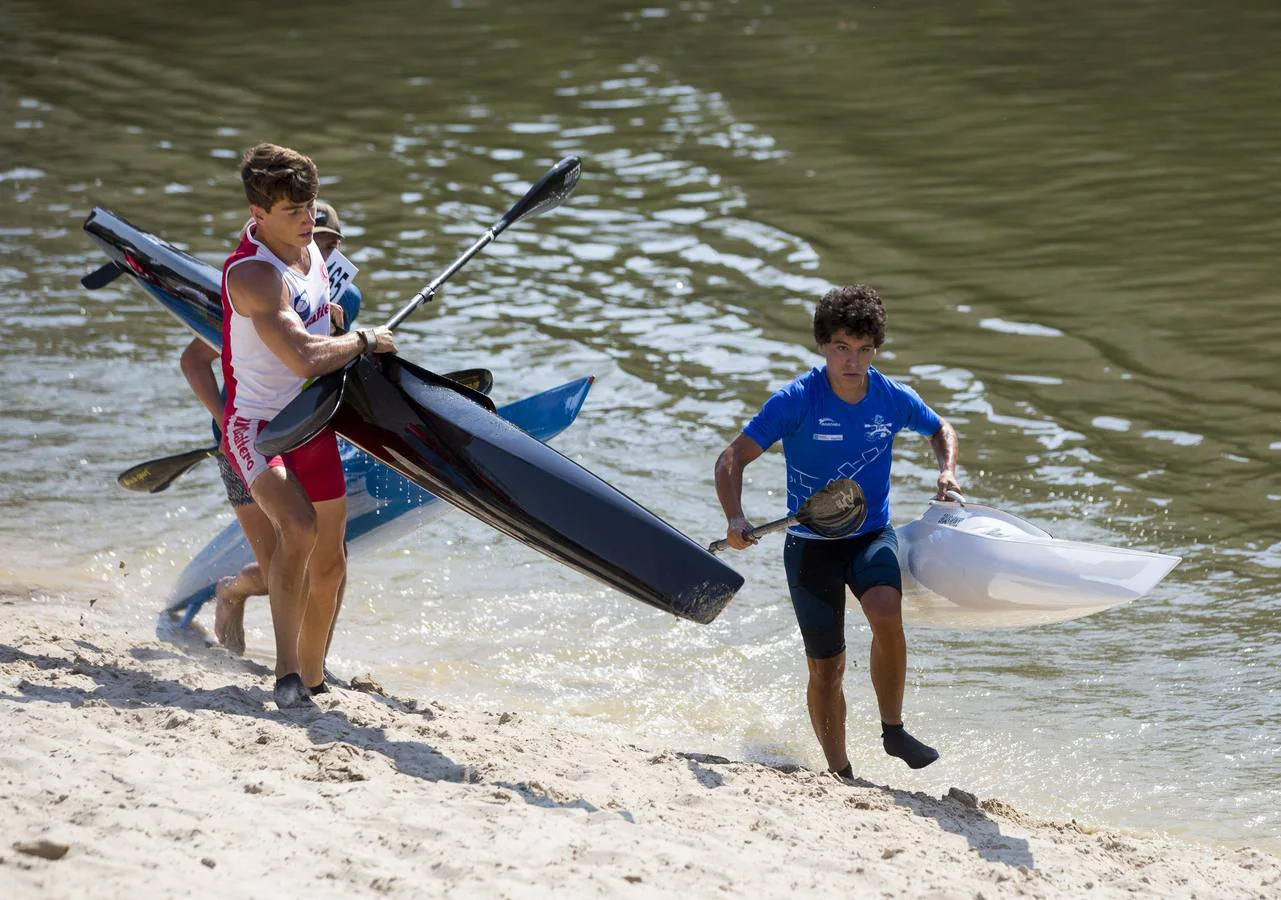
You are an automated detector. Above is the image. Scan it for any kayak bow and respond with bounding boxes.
[329,353,744,624]
[898,496,1181,628]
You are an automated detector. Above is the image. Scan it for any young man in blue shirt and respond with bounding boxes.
[714,283,960,778]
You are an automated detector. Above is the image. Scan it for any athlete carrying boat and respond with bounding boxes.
[714,284,960,778]
[180,199,363,658]
[221,143,395,709]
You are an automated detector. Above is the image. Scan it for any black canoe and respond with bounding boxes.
[83,208,745,623]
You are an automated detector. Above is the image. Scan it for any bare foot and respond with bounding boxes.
[213,576,247,655]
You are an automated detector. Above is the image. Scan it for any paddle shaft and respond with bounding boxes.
[384,229,498,331]
[707,478,867,553]
[384,156,579,332]
[707,512,798,554]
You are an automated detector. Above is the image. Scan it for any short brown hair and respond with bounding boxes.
[239,143,319,210]
[813,284,887,346]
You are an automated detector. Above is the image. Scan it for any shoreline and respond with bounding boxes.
[2,588,1277,899]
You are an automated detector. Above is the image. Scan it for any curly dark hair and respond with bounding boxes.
[813,284,887,346]
[240,143,318,211]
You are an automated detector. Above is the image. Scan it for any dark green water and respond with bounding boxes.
[2,0,1277,851]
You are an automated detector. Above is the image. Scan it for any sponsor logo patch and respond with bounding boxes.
[865,414,893,439]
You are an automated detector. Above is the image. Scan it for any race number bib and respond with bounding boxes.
[325,250,358,302]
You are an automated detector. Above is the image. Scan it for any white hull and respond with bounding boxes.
[896,499,1180,628]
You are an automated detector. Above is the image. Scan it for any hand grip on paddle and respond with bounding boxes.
[708,478,868,553]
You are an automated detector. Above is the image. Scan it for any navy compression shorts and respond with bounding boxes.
[782,526,902,660]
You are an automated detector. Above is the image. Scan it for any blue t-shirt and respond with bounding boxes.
[335,284,362,333]
[742,365,941,538]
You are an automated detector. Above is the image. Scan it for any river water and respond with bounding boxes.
[2,0,1277,852]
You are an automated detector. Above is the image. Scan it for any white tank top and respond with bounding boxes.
[220,224,331,421]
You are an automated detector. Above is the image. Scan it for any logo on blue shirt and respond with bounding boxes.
[865,415,893,439]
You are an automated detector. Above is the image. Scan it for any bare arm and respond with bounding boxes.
[179,337,224,421]
[928,417,962,499]
[714,433,765,550]
[227,261,394,379]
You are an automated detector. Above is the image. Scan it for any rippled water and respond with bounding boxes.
[2,0,1278,851]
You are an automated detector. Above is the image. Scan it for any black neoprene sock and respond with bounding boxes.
[882,722,940,769]
[833,763,855,781]
[273,673,315,710]
[309,681,330,695]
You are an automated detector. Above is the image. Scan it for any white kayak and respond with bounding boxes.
[896,495,1181,629]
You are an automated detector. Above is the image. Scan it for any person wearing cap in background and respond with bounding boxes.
[312,199,363,332]
[177,197,364,659]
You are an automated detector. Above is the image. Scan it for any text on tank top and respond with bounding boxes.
[220,224,331,421]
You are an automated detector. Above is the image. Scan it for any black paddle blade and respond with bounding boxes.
[796,478,868,537]
[117,445,219,494]
[494,156,581,235]
[255,368,347,457]
[81,261,126,290]
[442,367,494,397]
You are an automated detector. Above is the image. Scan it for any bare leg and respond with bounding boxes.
[860,586,906,723]
[315,559,347,690]
[298,498,346,688]
[805,652,849,773]
[249,469,318,684]
[214,503,276,654]
[323,542,348,661]
[860,586,938,768]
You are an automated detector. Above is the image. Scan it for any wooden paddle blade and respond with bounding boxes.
[117,445,219,494]
[796,478,868,538]
[255,368,347,457]
[442,367,494,397]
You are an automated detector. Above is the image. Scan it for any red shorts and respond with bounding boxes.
[222,416,345,503]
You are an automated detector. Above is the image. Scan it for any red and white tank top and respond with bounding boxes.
[220,223,331,421]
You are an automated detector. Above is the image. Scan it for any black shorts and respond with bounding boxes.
[216,452,254,508]
[783,526,902,660]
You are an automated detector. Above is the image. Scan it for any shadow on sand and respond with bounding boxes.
[0,623,471,787]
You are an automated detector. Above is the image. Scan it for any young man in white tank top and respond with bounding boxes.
[221,143,396,709]
[179,199,359,660]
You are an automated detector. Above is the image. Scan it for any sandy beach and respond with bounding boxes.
[2,588,1276,900]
